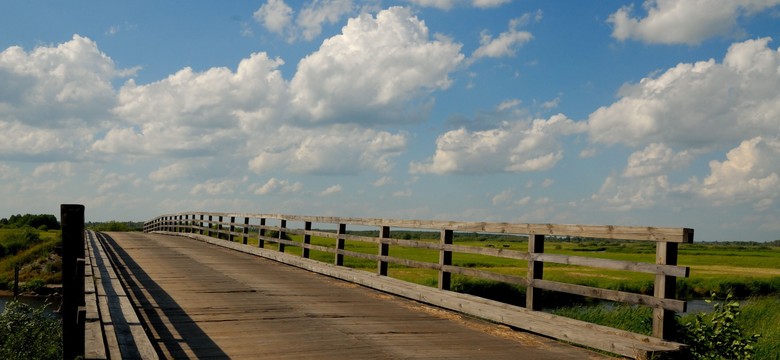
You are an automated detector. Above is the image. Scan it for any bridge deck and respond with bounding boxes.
[100,232,608,359]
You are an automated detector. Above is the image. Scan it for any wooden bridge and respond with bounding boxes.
[61,206,694,359]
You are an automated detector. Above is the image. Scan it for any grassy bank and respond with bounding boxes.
[551,296,779,359]
[0,228,61,291]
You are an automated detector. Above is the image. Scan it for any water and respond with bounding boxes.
[0,295,60,316]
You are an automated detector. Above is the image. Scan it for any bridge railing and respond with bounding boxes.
[145,212,692,343]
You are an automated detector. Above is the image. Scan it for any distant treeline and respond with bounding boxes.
[87,221,144,232]
[0,214,60,230]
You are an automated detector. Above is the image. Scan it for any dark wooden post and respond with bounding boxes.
[278,219,287,252]
[438,229,453,290]
[378,226,390,276]
[653,242,678,339]
[199,215,204,235]
[335,223,346,266]
[303,221,312,258]
[229,216,236,242]
[258,218,266,248]
[208,215,213,237]
[12,265,19,299]
[61,204,85,360]
[242,217,249,244]
[526,234,544,310]
[218,216,223,239]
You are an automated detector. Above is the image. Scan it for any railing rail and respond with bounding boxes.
[144,211,693,344]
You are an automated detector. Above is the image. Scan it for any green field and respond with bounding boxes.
[241,232,780,300]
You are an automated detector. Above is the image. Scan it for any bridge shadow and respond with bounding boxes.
[98,232,228,359]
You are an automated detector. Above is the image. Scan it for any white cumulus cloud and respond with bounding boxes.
[472,16,533,60]
[289,7,464,124]
[589,37,780,149]
[608,0,780,44]
[411,114,586,174]
[254,0,294,34]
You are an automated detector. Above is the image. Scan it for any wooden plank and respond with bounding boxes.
[442,265,528,286]
[84,320,107,360]
[108,231,613,360]
[533,253,689,277]
[533,279,686,312]
[164,212,693,243]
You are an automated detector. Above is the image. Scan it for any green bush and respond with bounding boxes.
[680,293,760,359]
[22,278,46,294]
[0,300,62,359]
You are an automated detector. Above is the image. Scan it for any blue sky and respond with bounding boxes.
[1,0,780,242]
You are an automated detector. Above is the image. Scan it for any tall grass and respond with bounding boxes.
[739,297,780,359]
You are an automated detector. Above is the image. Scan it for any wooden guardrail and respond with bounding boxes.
[144,212,694,358]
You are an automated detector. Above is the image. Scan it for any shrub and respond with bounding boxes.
[22,278,46,294]
[0,301,62,359]
[679,292,760,359]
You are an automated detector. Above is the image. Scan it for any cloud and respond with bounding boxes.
[97,52,287,157]
[472,16,533,60]
[589,37,780,149]
[33,162,73,178]
[0,35,131,127]
[492,188,514,205]
[393,188,412,197]
[254,0,293,34]
[373,176,393,187]
[190,178,246,196]
[248,125,406,175]
[319,184,342,196]
[696,137,780,204]
[0,35,137,161]
[289,7,464,124]
[411,114,586,174]
[608,0,780,44]
[254,0,354,42]
[405,0,512,10]
[297,0,354,41]
[253,178,303,195]
[592,174,672,211]
[623,143,697,177]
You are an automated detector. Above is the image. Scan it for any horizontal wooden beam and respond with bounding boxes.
[160,212,693,243]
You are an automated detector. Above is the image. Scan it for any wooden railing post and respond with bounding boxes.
[526,234,545,310]
[278,219,287,252]
[335,223,346,266]
[208,215,213,237]
[242,217,249,244]
[378,226,390,276]
[229,216,236,242]
[438,229,453,290]
[199,214,204,235]
[61,204,85,360]
[218,216,223,239]
[303,221,312,258]
[653,242,678,339]
[258,218,266,248]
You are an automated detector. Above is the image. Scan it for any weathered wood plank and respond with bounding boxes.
[533,279,686,312]
[163,212,693,243]
[107,231,609,360]
[533,253,689,277]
